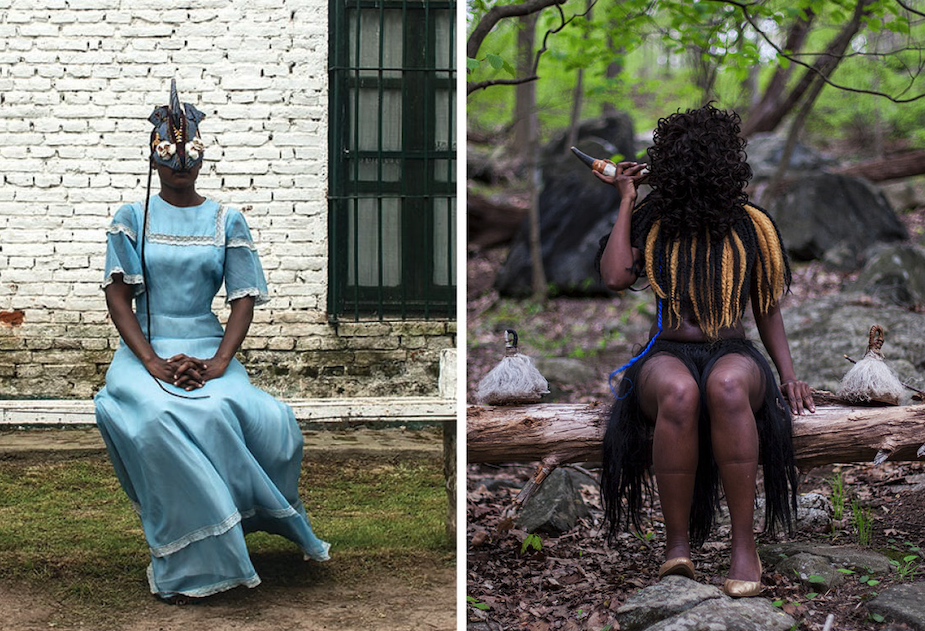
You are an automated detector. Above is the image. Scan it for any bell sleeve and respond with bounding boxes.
[223,209,270,305]
[103,203,145,296]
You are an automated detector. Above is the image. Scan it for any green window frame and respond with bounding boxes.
[328,0,456,321]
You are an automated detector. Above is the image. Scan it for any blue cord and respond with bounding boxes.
[609,297,663,399]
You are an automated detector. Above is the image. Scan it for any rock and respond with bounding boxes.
[761,543,893,575]
[766,172,907,266]
[868,583,925,630]
[879,179,925,213]
[516,468,590,535]
[616,575,796,631]
[795,492,834,532]
[647,597,796,631]
[533,357,602,400]
[768,294,925,396]
[776,552,845,590]
[850,244,925,309]
[615,575,724,631]
[746,133,836,180]
[495,114,636,297]
[717,492,832,531]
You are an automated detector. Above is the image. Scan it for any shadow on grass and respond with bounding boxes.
[0,450,453,628]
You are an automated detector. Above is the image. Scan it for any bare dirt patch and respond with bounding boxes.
[0,427,455,631]
[0,564,456,631]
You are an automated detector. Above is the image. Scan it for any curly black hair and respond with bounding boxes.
[594,103,790,338]
[642,103,752,241]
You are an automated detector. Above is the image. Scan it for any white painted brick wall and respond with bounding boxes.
[0,0,457,399]
[0,0,329,340]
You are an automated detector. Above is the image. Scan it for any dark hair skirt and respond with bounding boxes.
[600,338,798,548]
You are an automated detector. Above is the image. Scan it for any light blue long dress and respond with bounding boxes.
[94,195,330,599]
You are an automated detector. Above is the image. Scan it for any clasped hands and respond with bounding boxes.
[144,354,229,391]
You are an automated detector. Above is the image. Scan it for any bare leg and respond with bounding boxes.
[638,355,701,562]
[704,353,765,582]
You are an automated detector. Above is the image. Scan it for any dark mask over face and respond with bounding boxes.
[148,78,206,171]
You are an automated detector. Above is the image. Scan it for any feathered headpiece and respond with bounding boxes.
[148,79,206,170]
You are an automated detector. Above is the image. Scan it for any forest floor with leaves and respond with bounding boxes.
[465,207,925,630]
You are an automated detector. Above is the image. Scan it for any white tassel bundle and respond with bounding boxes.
[477,329,549,406]
[837,325,904,406]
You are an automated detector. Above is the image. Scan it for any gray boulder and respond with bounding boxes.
[868,583,925,629]
[769,293,925,395]
[776,552,845,590]
[515,468,590,535]
[850,244,925,309]
[879,178,925,213]
[616,576,724,631]
[766,172,907,266]
[495,114,636,297]
[746,133,836,180]
[794,492,834,532]
[533,356,602,401]
[616,575,796,631]
[762,542,893,576]
[719,492,833,531]
[647,597,797,631]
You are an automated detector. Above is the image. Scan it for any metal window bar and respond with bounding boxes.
[328,0,456,322]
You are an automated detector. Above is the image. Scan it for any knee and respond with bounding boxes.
[657,380,700,431]
[705,371,751,414]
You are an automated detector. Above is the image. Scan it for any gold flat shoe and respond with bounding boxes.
[723,558,762,598]
[658,557,695,580]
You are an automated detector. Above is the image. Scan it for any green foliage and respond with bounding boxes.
[889,554,921,580]
[468,0,925,153]
[830,472,845,522]
[468,595,491,610]
[851,499,873,547]
[521,532,544,554]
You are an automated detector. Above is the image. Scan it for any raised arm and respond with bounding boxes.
[595,162,647,291]
[751,282,815,415]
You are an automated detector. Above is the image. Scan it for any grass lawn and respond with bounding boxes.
[0,449,453,627]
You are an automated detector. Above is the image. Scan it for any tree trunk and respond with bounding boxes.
[565,0,592,152]
[761,61,830,205]
[513,14,538,156]
[741,8,814,133]
[511,13,547,300]
[467,401,925,471]
[742,1,874,137]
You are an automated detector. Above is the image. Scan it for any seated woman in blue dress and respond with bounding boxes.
[94,81,330,603]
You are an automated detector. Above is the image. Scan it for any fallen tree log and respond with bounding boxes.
[467,399,925,471]
[829,150,925,183]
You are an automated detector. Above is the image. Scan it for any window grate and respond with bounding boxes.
[328,0,456,321]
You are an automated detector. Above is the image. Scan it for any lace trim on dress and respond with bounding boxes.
[303,540,332,563]
[106,223,137,242]
[226,238,257,251]
[149,503,300,558]
[102,267,145,291]
[147,563,262,599]
[144,204,227,247]
[227,287,270,305]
